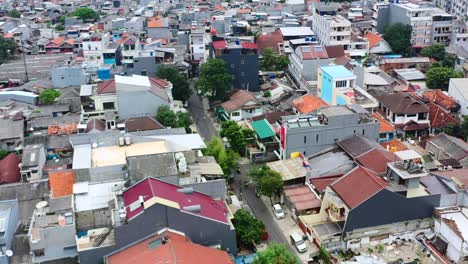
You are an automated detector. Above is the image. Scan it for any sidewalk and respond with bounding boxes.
[258,196,319,263]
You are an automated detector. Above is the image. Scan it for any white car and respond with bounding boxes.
[273,204,285,219]
[290,232,307,253]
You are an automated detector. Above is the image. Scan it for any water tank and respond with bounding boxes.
[118,137,125,146]
[125,136,131,145]
[98,68,111,80]
[178,156,187,173]
[113,0,120,7]
[235,39,240,45]
[305,37,310,42]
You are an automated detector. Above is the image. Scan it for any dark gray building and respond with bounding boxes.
[76,177,236,264]
[210,39,260,92]
[278,105,380,159]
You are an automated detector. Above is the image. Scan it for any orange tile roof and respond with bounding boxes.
[147,17,167,28]
[292,94,328,114]
[65,38,75,45]
[381,139,409,152]
[106,230,234,264]
[428,102,460,129]
[372,112,395,133]
[49,170,76,198]
[237,8,252,14]
[51,36,65,46]
[364,32,382,49]
[422,89,459,111]
[48,123,78,135]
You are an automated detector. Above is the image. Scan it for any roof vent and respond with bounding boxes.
[177,187,194,194]
[183,204,201,212]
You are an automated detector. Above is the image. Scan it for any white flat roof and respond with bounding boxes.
[74,180,124,212]
[147,134,207,151]
[72,144,92,169]
[279,27,314,37]
[115,74,150,87]
[395,149,422,160]
[80,85,93,96]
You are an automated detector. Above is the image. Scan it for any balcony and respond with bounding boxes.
[327,208,345,222]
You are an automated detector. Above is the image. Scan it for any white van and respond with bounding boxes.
[290,232,307,253]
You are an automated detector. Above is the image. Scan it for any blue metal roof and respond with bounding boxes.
[320,65,354,78]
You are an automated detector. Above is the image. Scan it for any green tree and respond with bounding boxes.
[156,105,177,127]
[55,23,65,31]
[249,166,283,204]
[425,67,464,90]
[443,117,468,141]
[442,53,458,68]
[8,10,21,18]
[421,44,446,61]
[156,66,192,101]
[39,89,61,104]
[0,150,9,160]
[203,137,239,175]
[319,247,331,264]
[263,90,272,98]
[220,121,248,154]
[73,7,99,21]
[383,23,413,57]
[0,36,17,64]
[261,47,289,71]
[59,15,66,24]
[233,209,265,247]
[254,243,299,264]
[176,111,193,132]
[196,59,231,100]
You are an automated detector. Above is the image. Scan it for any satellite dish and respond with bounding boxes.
[5,250,13,257]
[35,201,48,209]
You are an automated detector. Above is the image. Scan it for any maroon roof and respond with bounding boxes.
[299,45,328,60]
[395,120,430,131]
[241,42,258,49]
[331,166,388,209]
[250,111,290,124]
[325,45,345,58]
[376,92,429,115]
[256,32,283,54]
[97,80,116,94]
[123,36,137,46]
[0,154,20,184]
[355,148,400,175]
[118,116,165,132]
[212,40,227,50]
[85,118,106,133]
[337,134,382,159]
[283,186,321,211]
[309,175,342,193]
[122,178,230,223]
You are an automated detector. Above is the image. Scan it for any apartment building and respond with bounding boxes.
[434,0,468,22]
[278,105,380,159]
[189,28,206,63]
[377,2,456,48]
[310,2,352,49]
[289,45,330,89]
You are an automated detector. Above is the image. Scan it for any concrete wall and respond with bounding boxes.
[51,67,87,88]
[147,28,172,40]
[0,200,19,251]
[31,224,77,263]
[117,91,169,119]
[219,48,259,92]
[122,56,162,77]
[448,80,468,116]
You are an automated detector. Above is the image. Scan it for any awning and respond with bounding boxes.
[251,119,275,139]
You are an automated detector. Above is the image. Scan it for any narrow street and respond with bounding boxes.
[187,80,217,141]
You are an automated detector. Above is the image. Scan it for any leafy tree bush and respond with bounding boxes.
[383,23,413,57]
[233,209,265,248]
[73,7,99,21]
[253,243,299,264]
[261,47,289,71]
[39,89,61,104]
[0,150,9,160]
[203,137,239,175]
[0,36,17,64]
[249,166,283,204]
[156,66,192,101]
[8,10,21,18]
[319,247,331,264]
[156,106,193,131]
[425,67,463,90]
[196,59,231,100]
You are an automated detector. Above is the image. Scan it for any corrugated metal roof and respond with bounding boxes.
[251,119,275,139]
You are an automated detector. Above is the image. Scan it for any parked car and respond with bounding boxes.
[272,204,285,219]
[290,232,307,253]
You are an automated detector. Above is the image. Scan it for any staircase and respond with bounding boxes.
[92,225,113,247]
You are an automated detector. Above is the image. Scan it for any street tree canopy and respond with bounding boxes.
[156,67,192,101]
[39,89,61,104]
[249,166,283,204]
[0,36,17,64]
[220,121,254,155]
[443,116,468,141]
[383,23,412,57]
[8,10,21,18]
[425,67,463,90]
[196,59,231,100]
[261,48,289,71]
[73,7,99,21]
[156,106,192,131]
[421,44,457,67]
[233,209,265,247]
[253,243,299,264]
[203,137,239,175]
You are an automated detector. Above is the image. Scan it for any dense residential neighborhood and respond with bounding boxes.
[0,0,467,263]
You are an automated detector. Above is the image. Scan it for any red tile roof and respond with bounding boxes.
[283,186,321,211]
[372,112,395,133]
[428,102,460,129]
[212,40,228,50]
[292,94,328,114]
[325,45,345,58]
[122,178,230,223]
[256,32,283,54]
[118,116,164,132]
[106,230,234,264]
[85,118,106,133]
[356,148,400,175]
[221,90,259,112]
[97,80,116,94]
[241,42,258,50]
[331,166,388,209]
[309,175,342,193]
[299,45,328,60]
[147,17,168,28]
[49,170,76,198]
[149,77,170,88]
[0,154,20,184]
[364,32,382,49]
[422,89,460,112]
[381,139,409,152]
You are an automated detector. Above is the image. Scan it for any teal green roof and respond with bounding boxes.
[251,119,275,139]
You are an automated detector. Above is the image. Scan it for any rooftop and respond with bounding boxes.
[337,134,382,159]
[320,65,355,79]
[49,170,76,198]
[394,68,425,81]
[292,94,328,114]
[279,27,314,37]
[267,157,308,181]
[122,178,231,223]
[251,119,275,139]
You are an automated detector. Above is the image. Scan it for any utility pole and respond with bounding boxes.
[20,32,29,83]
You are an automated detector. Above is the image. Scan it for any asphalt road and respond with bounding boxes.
[188,80,217,141]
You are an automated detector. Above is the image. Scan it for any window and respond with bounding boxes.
[141,70,147,76]
[304,136,307,144]
[231,64,234,68]
[241,60,245,64]
[336,80,347,88]
[407,114,417,117]
[241,72,245,76]
[33,249,45,257]
[231,112,240,117]
[232,75,235,80]
[362,129,365,135]
[316,134,319,142]
[103,102,115,110]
